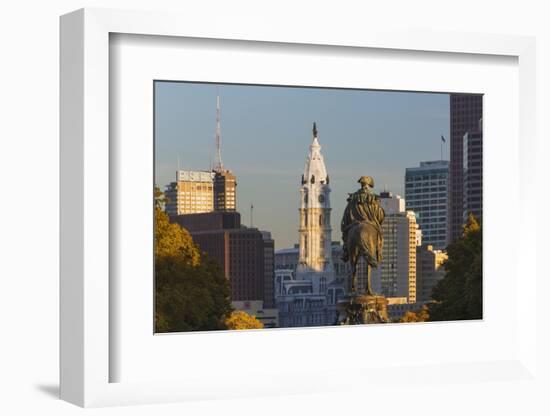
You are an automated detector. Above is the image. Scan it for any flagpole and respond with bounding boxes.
[250,203,254,228]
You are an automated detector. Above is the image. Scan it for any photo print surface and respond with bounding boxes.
[154,81,483,333]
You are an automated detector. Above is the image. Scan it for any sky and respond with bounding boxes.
[155,82,450,249]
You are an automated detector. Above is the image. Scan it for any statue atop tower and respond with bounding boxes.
[274,123,347,327]
[297,123,334,282]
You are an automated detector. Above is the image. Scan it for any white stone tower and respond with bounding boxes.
[296,123,335,292]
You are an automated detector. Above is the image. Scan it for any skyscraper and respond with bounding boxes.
[164,170,215,216]
[165,93,237,216]
[449,94,482,242]
[213,170,237,212]
[372,192,419,303]
[463,122,483,221]
[172,211,271,304]
[261,231,276,309]
[405,161,449,250]
[416,244,447,302]
[212,92,238,212]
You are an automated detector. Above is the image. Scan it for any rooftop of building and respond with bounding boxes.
[175,170,216,182]
[405,160,450,175]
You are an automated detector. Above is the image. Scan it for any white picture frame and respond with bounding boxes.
[60,8,538,408]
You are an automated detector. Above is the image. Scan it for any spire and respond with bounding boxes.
[303,122,328,184]
[214,91,224,172]
[310,121,321,151]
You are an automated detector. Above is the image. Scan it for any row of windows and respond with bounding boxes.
[408,202,447,209]
[406,174,447,181]
[406,185,447,193]
[406,193,447,200]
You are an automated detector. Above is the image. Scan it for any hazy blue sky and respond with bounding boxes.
[155,82,450,249]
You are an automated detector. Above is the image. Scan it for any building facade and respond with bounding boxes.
[405,161,449,250]
[164,170,215,216]
[416,244,447,302]
[296,124,335,282]
[449,94,483,242]
[213,170,237,212]
[164,169,238,217]
[275,242,354,284]
[274,124,346,328]
[172,211,273,305]
[372,192,419,303]
[463,126,483,222]
[261,231,276,308]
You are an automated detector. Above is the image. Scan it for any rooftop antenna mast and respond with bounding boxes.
[214,89,224,172]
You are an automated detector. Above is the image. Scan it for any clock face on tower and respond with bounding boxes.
[318,194,325,203]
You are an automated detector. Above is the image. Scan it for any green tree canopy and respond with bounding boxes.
[429,213,482,321]
[155,255,232,332]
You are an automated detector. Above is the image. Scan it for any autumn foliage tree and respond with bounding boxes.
[428,213,482,321]
[154,187,232,332]
[225,310,264,330]
[399,305,430,323]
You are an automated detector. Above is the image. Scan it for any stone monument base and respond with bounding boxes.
[337,294,389,325]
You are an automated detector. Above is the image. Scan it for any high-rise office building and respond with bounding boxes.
[164,170,214,216]
[463,124,483,222]
[405,161,449,250]
[213,170,237,212]
[449,94,482,242]
[172,211,271,304]
[416,244,447,302]
[373,192,419,303]
[261,231,275,309]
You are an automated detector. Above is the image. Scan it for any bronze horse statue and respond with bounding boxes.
[341,176,385,296]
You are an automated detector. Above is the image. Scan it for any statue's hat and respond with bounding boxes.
[358,176,374,187]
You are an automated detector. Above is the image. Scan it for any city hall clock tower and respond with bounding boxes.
[296,123,335,290]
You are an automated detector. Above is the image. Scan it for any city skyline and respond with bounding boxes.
[155,81,450,249]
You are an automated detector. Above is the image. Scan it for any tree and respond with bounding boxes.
[154,185,166,209]
[429,214,482,321]
[155,204,200,266]
[154,189,232,332]
[225,310,264,330]
[399,305,430,323]
[155,255,232,332]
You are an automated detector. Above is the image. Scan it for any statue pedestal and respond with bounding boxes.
[337,294,389,325]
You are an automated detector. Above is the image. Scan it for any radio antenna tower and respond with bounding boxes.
[214,90,224,172]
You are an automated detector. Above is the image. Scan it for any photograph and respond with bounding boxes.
[153,81,483,332]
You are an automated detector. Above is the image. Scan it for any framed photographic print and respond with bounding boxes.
[60,7,538,408]
[153,81,481,332]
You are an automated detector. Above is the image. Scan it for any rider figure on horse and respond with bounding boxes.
[340,176,384,266]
